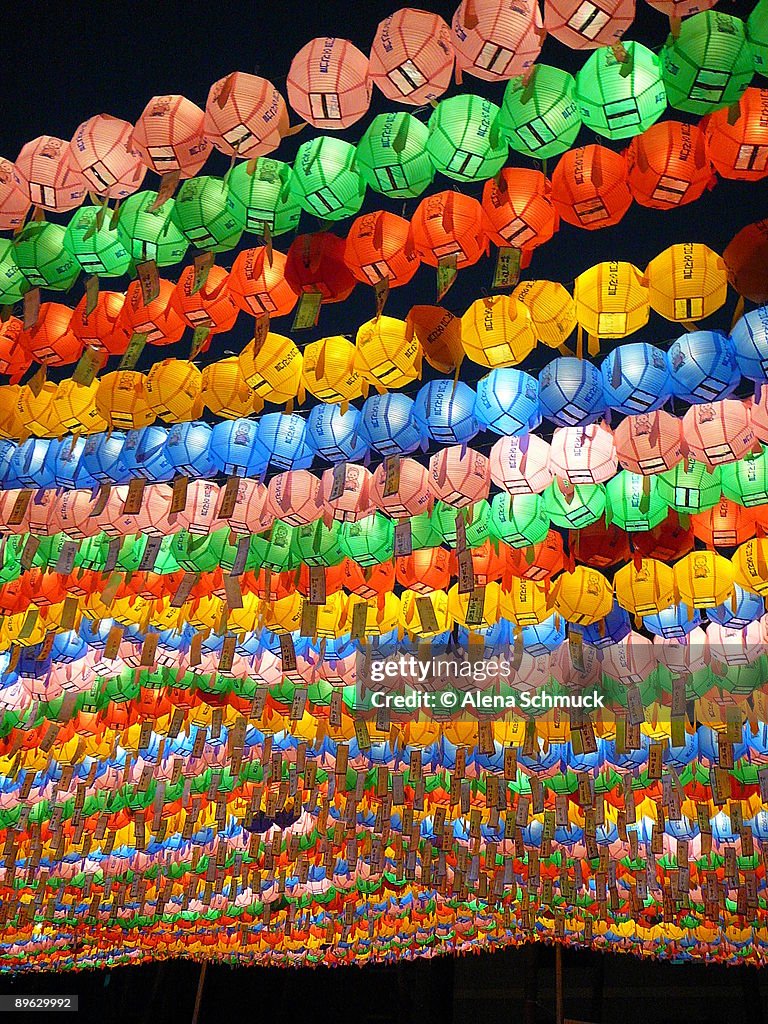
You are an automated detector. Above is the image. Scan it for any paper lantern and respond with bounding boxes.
[166,420,217,478]
[410,191,488,268]
[204,73,287,159]
[81,430,127,482]
[614,410,683,474]
[171,176,242,252]
[369,10,454,104]
[293,520,345,569]
[360,393,423,456]
[131,95,209,178]
[228,247,298,318]
[0,319,30,379]
[731,306,768,380]
[733,537,768,595]
[427,95,507,182]
[657,457,721,512]
[115,190,189,267]
[428,446,490,507]
[452,0,543,81]
[661,11,754,115]
[474,367,541,436]
[238,332,301,405]
[551,145,632,229]
[704,88,768,181]
[15,135,86,212]
[645,0,717,16]
[496,66,580,160]
[667,330,740,402]
[355,316,420,391]
[69,291,129,355]
[630,513,696,566]
[674,550,734,609]
[321,464,374,523]
[412,380,479,444]
[95,371,155,430]
[284,232,357,303]
[569,517,630,565]
[513,280,576,350]
[576,42,666,141]
[614,558,675,615]
[13,222,80,291]
[63,205,131,278]
[461,295,536,368]
[120,278,185,346]
[225,158,300,237]
[647,242,729,325]
[370,458,432,519]
[291,137,366,222]
[682,400,754,467]
[305,404,368,462]
[171,480,222,536]
[600,343,671,416]
[209,419,268,477]
[501,578,549,626]
[538,357,606,427]
[549,424,617,484]
[69,114,146,199]
[202,358,262,419]
[545,0,634,48]
[144,359,202,423]
[172,265,238,334]
[574,261,650,339]
[355,112,434,199]
[52,379,106,434]
[301,336,362,403]
[344,211,419,288]
[489,434,553,494]
[20,302,82,367]
[748,0,768,76]
[0,239,26,306]
[544,480,606,529]
[15,382,59,437]
[267,471,323,526]
[724,219,768,304]
[489,491,550,547]
[552,567,613,625]
[396,548,454,593]
[721,447,768,507]
[287,38,371,129]
[691,497,756,547]
[707,583,764,628]
[0,158,30,231]
[481,169,559,256]
[626,120,714,208]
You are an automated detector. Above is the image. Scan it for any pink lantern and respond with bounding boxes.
[652,626,709,675]
[26,490,58,537]
[551,640,601,687]
[69,115,146,199]
[137,484,182,538]
[602,631,655,685]
[369,458,432,518]
[682,400,754,468]
[94,485,139,538]
[644,0,717,17]
[707,619,766,667]
[544,0,635,49]
[15,136,87,213]
[489,434,552,494]
[176,480,221,536]
[368,10,455,105]
[751,388,768,442]
[321,464,374,522]
[549,424,617,485]
[428,445,490,507]
[204,73,288,158]
[0,158,31,230]
[451,0,543,81]
[130,95,210,178]
[225,478,274,535]
[267,470,324,526]
[287,38,372,130]
[508,649,552,694]
[613,410,683,474]
[48,489,101,540]
[0,490,30,535]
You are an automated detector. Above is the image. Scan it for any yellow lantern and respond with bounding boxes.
[574,261,650,339]
[314,591,349,638]
[201,357,263,419]
[264,592,303,634]
[732,538,768,596]
[447,581,502,629]
[96,371,156,430]
[227,593,262,634]
[500,578,549,625]
[186,594,225,630]
[551,567,613,625]
[301,336,363,404]
[614,558,675,615]
[52,379,107,434]
[355,316,421,392]
[344,593,401,635]
[16,381,60,437]
[400,588,453,638]
[673,550,734,609]
[460,295,537,368]
[3,609,49,647]
[238,331,302,404]
[512,280,576,348]
[645,243,728,322]
[0,385,23,439]
[145,359,203,423]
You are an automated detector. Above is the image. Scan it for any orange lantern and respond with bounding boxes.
[0,317,31,379]
[626,120,714,208]
[172,264,238,332]
[410,190,488,268]
[481,168,558,257]
[551,145,632,229]
[570,519,631,568]
[724,219,768,304]
[344,210,419,288]
[119,278,186,345]
[704,88,768,182]
[631,512,695,563]
[20,302,83,366]
[70,290,130,356]
[691,498,756,547]
[228,247,298,318]
[396,548,455,593]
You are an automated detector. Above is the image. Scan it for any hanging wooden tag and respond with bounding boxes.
[72,345,105,387]
[217,476,240,520]
[19,534,40,571]
[122,477,145,515]
[136,259,160,305]
[493,247,521,290]
[85,272,100,316]
[191,252,215,295]
[119,332,148,369]
[308,565,327,606]
[436,254,458,302]
[350,600,369,641]
[218,635,236,673]
[229,535,250,578]
[9,490,32,526]
[138,535,163,573]
[328,461,348,501]
[393,520,412,557]
[189,325,211,359]
[140,632,159,667]
[466,586,486,627]
[300,600,318,637]
[415,596,439,634]
[170,474,188,514]
[458,549,475,594]
[23,288,40,329]
[27,362,47,398]
[149,170,180,211]
[54,540,79,576]
[292,290,322,331]
[279,632,297,672]
[373,276,390,319]
[382,454,401,497]
[223,573,243,611]
[104,624,123,661]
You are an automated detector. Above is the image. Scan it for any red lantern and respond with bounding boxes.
[724,219,768,304]
[0,318,31,379]
[228,247,298,319]
[20,302,83,367]
[285,233,357,303]
[410,191,489,268]
[570,519,631,568]
[481,168,558,259]
[626,121,714,209]
[130,95,209,178]
[691,498,756,548]
[70,291,130,356]
[344,211,420,288]
[545,0,635,48]
[369,10,455,105]
[631,511,694,562]
[511,530,565,581]
[339,559,395,599]
[551,145,632,230]
[204,73,288,159]
[15,136,86,212]
[173,264,238,332]
[119,278,186,345]
[287,38,371,130]
[69,114,146,199]
[704,88,768,183]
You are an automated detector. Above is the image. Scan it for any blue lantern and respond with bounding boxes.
[456,620,512,655]
[0,439,15,483]
[643,603,701,639]
[521,614,566,655]
[360,393,423,456]
[475,368,541,435]
[166,421,218,479]
[256,413,314,471]
[538,357,606,426]
[600,342,671,415]
[81,431,130,484]
[119,425,176,482]
[306,404,369,463]
[412,379,479,444]
[730,306,768,382]
[570,600,631,648]
[707,584,765,629]
[43,436,98,490]
[209,418,269,477]
[51,630,88,664]
[6,437,55,489]
[79,616,116,650]
[667,330,740,403]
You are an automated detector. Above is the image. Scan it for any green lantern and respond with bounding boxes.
[0,535,22,585]
[117,534,180,574]
[13,222,80,291]
[257,521,299,572]
[721,449,768,507]
[497,65,581,159]
[116,190,189,267]
[356,112,434,199]
[32,533,73,570]
[0,238,27,304]
[290,137,366,222]
[606,471,669,532]
[661,11,754,115]
[409,510,443,551]
[75,533,111,572]
[433,500,491,548]
[489,492,550,547]
[63,205,131,277]
[225,158,301,237]
[172,176,243,253]
[575,42,667,141]
[427,95,508,182]
[171,528,259,573]
[543,481,606,529]
[747,0,768,76]
[292,519,345,568]
[657,458,721,512]
[339,512,394,566]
